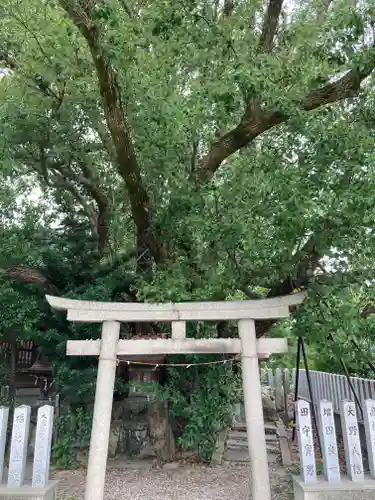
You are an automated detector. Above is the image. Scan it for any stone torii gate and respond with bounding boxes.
[46,292,304,500]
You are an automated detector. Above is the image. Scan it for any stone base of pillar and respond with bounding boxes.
[0,480,59,500]
[293,475,375,500]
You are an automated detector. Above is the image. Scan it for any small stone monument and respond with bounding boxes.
[363,399,375,479]
[0,404,58,500]
[0,408,9,483]
[295,399,316,483]
[32,405,54,488]
[7,405,31,487]
[340,400,364,481]
[318,400,340,482]
[294,398,375,500]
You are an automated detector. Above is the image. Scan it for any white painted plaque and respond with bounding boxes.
[363,399,375,479]
[296,399,316,483]
[340,400,364,481]
[32,405,54,487]
[0,407,9,482]
[7,405,31,487]
[318,400,340,482]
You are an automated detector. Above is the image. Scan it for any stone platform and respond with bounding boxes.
[0,480,58,500]
[293,475,375,500]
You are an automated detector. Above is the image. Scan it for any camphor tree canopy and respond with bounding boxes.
[1,0,375,302]
[0,0,375,457]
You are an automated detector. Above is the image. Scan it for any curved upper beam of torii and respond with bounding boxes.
[46,291,305,323]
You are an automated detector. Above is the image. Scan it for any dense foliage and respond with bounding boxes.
[0,0,375,458]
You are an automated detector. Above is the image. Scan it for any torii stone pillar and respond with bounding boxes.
[86,321,120,496]
[46,292,305,500]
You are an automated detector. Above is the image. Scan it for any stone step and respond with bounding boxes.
[227,438,279,452]
[227,436,279,447]
[226,445,280,457]
[230,430,278,440]
[226,421,282,465]
[265,423,278,433]
[228,430,247,441]
[267,436,278,443]
[227,440,246,449]
[228,432,278,443]
[229,429,277,438]
[232,422,277,435]
[224,448,280,465]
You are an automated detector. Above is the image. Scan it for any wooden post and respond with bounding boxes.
[84,321,120,500]
[239,319,271,500]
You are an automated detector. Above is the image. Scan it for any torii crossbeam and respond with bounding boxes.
[46,292,305,500]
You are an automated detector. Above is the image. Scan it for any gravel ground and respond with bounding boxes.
[54,463,294,500]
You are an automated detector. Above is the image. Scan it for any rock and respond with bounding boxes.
[211,429,228,466]
[262,386,274,399]
[112,400,128,421]
[274,381,285,412]
[122,419,151,457]
[108,421,122,458]
[262,392,278,422]
[147,401,176,462]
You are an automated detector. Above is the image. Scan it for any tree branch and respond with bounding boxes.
[1,267,58,292]
[259,0,284,52]
[267,237,321,299]
[59,0,168,263]
[6,10,52,65]
[50,169,99,238]
[22,138,111,254]
[196,107,284,182]
[196,51,375,182]
[0,51,64,105]
[84,112,118,164]
[253,219,335,337]
[51,159,110,254]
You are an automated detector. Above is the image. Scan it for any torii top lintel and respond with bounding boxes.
[45,292,305,323]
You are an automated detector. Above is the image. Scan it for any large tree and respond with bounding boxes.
[1,0,375,459]
[1,0,375,309]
